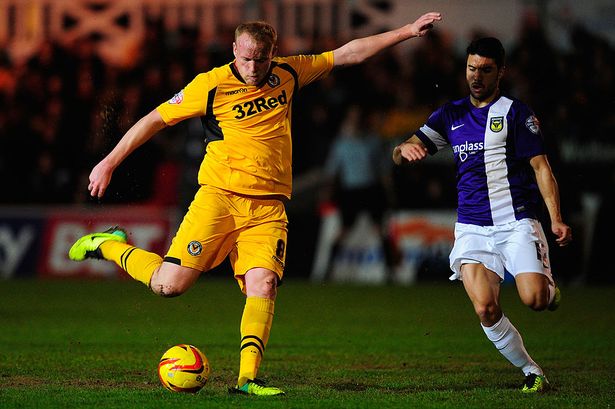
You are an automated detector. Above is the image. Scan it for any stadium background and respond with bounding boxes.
[0,0,613,285]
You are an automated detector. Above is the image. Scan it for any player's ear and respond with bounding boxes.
[232,42,237,58]
[498,65,506,81]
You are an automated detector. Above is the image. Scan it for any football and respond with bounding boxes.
[158,344,210,393]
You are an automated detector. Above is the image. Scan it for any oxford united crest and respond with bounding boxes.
[490,116,504,132]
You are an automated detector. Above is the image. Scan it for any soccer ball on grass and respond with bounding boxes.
[158,344,210,393]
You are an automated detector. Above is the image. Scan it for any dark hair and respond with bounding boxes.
[235,21,277,51]
[466,37,506,68]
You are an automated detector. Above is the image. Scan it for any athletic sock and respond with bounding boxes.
[99,241,162,286]
[481,314,543,376]
[238,297,275,387]
[548,282,556,305]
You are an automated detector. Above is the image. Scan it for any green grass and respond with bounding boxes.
[1,278,614,408]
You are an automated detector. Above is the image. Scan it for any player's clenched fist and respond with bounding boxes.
[392,137,428,165]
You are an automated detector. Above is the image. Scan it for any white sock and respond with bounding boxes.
[548,282,556,305]
[481,315,543,376]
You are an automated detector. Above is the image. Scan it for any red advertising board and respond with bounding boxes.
[0,206,176,279]
[39,207,175,278]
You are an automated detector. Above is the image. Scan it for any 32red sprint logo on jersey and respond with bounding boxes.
[232,90,288,119]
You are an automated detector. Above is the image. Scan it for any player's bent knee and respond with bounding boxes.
[518,287,550,311]
[150,283,186,298]
[149,263,201,298]
[516,273,550,310]
[522,294,549,311]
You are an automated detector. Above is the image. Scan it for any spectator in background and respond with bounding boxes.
[321,104,399,280]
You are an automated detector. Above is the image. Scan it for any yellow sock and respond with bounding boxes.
[99,241,162,286]
[238,296,275,387]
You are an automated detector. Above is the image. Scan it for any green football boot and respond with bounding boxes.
[548,285,561,311]
[68,226,127,261]
[230,379,285,396]
[521,373,549,393]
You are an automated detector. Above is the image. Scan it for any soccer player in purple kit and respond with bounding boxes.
[393,37,572,393]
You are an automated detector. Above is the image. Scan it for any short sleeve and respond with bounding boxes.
[513,103,545,159]
[283,52,334,89]
[156,73,210,126]
[415,105,450,154]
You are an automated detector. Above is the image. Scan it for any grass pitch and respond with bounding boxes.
[1,278,614,408]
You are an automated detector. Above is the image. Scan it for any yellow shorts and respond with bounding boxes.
[164,185,288,290]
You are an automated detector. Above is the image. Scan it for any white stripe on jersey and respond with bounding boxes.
[419,124,448,151]
[484,97,515,224]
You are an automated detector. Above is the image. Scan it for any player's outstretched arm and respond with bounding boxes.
[332,11,441,67]
[88,109,167,198]
[392,135,428,166]
[530,154,572,246]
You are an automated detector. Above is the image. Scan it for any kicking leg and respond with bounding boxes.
[102,239,200,296]
[69,226,200,295]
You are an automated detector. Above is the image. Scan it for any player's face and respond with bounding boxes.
[233,33,275,86]
[466,54,503,105]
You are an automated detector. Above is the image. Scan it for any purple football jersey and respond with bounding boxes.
[416,95,545,226]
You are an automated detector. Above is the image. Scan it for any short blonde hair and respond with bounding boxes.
[235,21,277,51]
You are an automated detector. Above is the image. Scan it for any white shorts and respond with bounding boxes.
[449,218,552,282]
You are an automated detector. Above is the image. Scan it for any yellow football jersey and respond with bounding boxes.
[156,52,334,199]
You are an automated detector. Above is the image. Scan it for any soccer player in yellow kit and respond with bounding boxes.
[69,12,441,396]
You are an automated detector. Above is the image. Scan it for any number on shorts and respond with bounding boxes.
[276,239,285,259]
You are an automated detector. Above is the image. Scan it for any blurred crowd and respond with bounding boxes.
[1,15,614,272]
